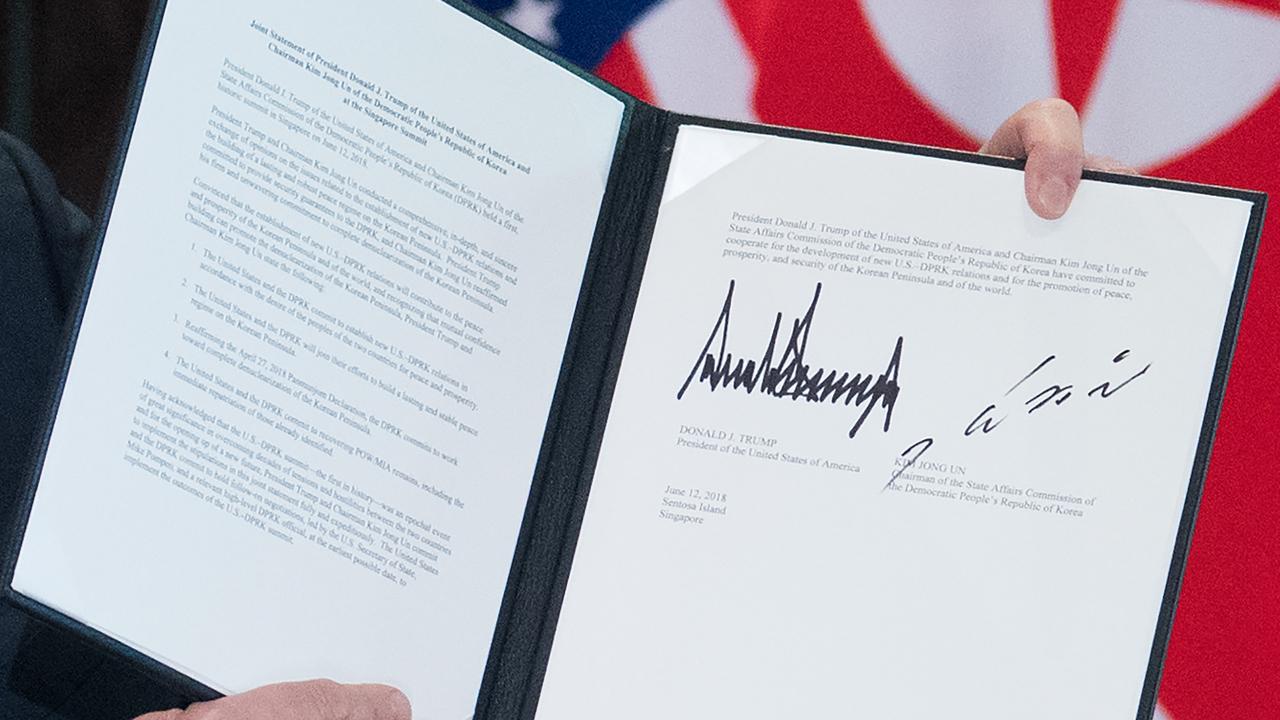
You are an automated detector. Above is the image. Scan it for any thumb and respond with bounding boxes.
[980,98,1085,220]
[137,680,412,720]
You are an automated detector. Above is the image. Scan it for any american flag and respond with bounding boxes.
[476,1,1280,718]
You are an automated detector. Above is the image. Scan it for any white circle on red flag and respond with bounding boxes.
[859,0,1280,168]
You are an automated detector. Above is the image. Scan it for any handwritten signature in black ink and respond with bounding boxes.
[886,350,1152,490]
[677,280,903,439]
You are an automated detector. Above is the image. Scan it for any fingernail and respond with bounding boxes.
[387,688,412,719]
[1036,177,1070,219]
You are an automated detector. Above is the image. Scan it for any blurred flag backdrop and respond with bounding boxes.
[475,1,1280,717]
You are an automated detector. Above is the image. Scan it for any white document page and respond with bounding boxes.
[534,125,1252,720]
[12,1,623,717]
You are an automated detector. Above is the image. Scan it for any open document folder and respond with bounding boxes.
[4,1,1265,719]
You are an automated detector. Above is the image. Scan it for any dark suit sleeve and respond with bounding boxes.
[0,131,94,719]
[0,133,190,720]
[0,131,90,524]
